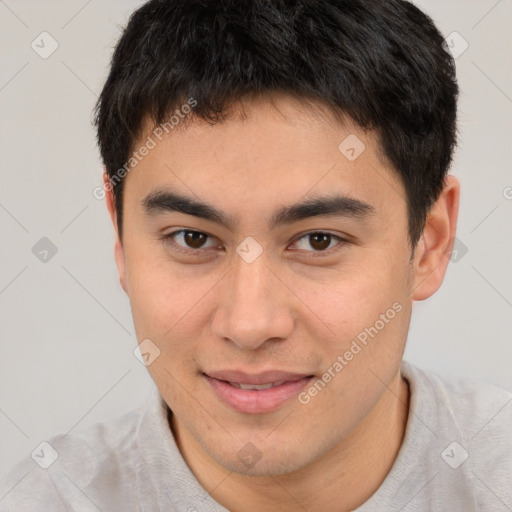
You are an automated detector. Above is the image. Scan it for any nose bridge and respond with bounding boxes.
[213,249,293,349]
[233,252,270,308]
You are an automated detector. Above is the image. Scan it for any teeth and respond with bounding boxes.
[239,383,273,390]
[231,380,285,390]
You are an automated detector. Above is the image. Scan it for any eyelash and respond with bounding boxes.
[160,229,348,258]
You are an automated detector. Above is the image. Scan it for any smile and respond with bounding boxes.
[203,371,314,414]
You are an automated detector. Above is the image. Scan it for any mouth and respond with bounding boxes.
[202,370,314,414]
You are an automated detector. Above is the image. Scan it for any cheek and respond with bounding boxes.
[312,261,407,334]
[307,254,411,378]
[125,250,219,348]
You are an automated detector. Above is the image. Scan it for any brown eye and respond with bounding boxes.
[309,233,332,251]
[183,231,208,249]
[162,229,218,254]
[292,231,346,254]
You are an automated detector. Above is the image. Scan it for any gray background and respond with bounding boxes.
[1,0,511,479]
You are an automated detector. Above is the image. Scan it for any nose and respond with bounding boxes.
[211,250,295,350]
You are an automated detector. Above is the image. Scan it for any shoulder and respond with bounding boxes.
[402,361,512,439]
[402,361,512,510]
[0,401,146,512]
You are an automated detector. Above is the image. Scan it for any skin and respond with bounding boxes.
[105,93,459,512]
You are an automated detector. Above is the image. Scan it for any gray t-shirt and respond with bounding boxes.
[0,361,511,511]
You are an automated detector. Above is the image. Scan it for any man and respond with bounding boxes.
[1,0,510,510]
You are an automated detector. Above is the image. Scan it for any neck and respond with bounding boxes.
[170,371,409,512]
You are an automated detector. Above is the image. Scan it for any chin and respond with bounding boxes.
[214,452,305,477]
[200,433,322,477]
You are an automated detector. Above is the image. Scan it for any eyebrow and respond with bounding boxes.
[141,188,375,231]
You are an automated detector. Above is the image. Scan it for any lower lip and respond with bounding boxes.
[204,374,313,414]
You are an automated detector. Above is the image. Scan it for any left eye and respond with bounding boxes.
[292,232,344,253]
[162,230,345,255]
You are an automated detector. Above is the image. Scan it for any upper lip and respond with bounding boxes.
[204,370,312,385]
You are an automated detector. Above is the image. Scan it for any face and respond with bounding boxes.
[111,94,418,476]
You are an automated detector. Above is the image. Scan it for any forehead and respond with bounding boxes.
[123,95,406,224]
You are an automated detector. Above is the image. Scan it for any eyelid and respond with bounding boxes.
[162,229,221,255]
[289,231,347,255]
[161,228,349,257]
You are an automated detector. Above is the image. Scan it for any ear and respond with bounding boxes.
[411,175,460,301]
[103,173,128,295]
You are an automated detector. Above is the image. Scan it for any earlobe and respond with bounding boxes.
[411,175,460,301]
[103,172,129,295]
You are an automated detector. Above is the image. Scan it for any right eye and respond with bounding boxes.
[161,229,221,255]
